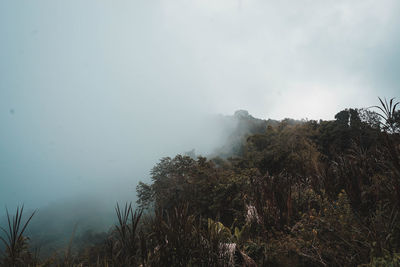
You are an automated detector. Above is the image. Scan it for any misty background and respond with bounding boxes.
[1,0,400,251]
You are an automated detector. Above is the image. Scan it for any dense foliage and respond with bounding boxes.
[1,98,400,266]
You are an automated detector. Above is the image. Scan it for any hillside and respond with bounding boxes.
[1,99,400,266]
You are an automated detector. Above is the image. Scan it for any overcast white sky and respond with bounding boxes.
[0,0,399,208]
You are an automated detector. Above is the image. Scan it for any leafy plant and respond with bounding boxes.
[372,97,400,133]
[112,202,142,265]
[0,205,36,267]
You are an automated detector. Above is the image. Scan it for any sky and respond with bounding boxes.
[0,0,399,210]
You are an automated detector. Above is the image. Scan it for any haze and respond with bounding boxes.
[1,0,399,218]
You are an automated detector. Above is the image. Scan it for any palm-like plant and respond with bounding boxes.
[113,202,142,265]
[371,97,400,208]
[373,97,400,133]
[0,205,36,266]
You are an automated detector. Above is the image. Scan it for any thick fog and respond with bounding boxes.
[1,0,400,246]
